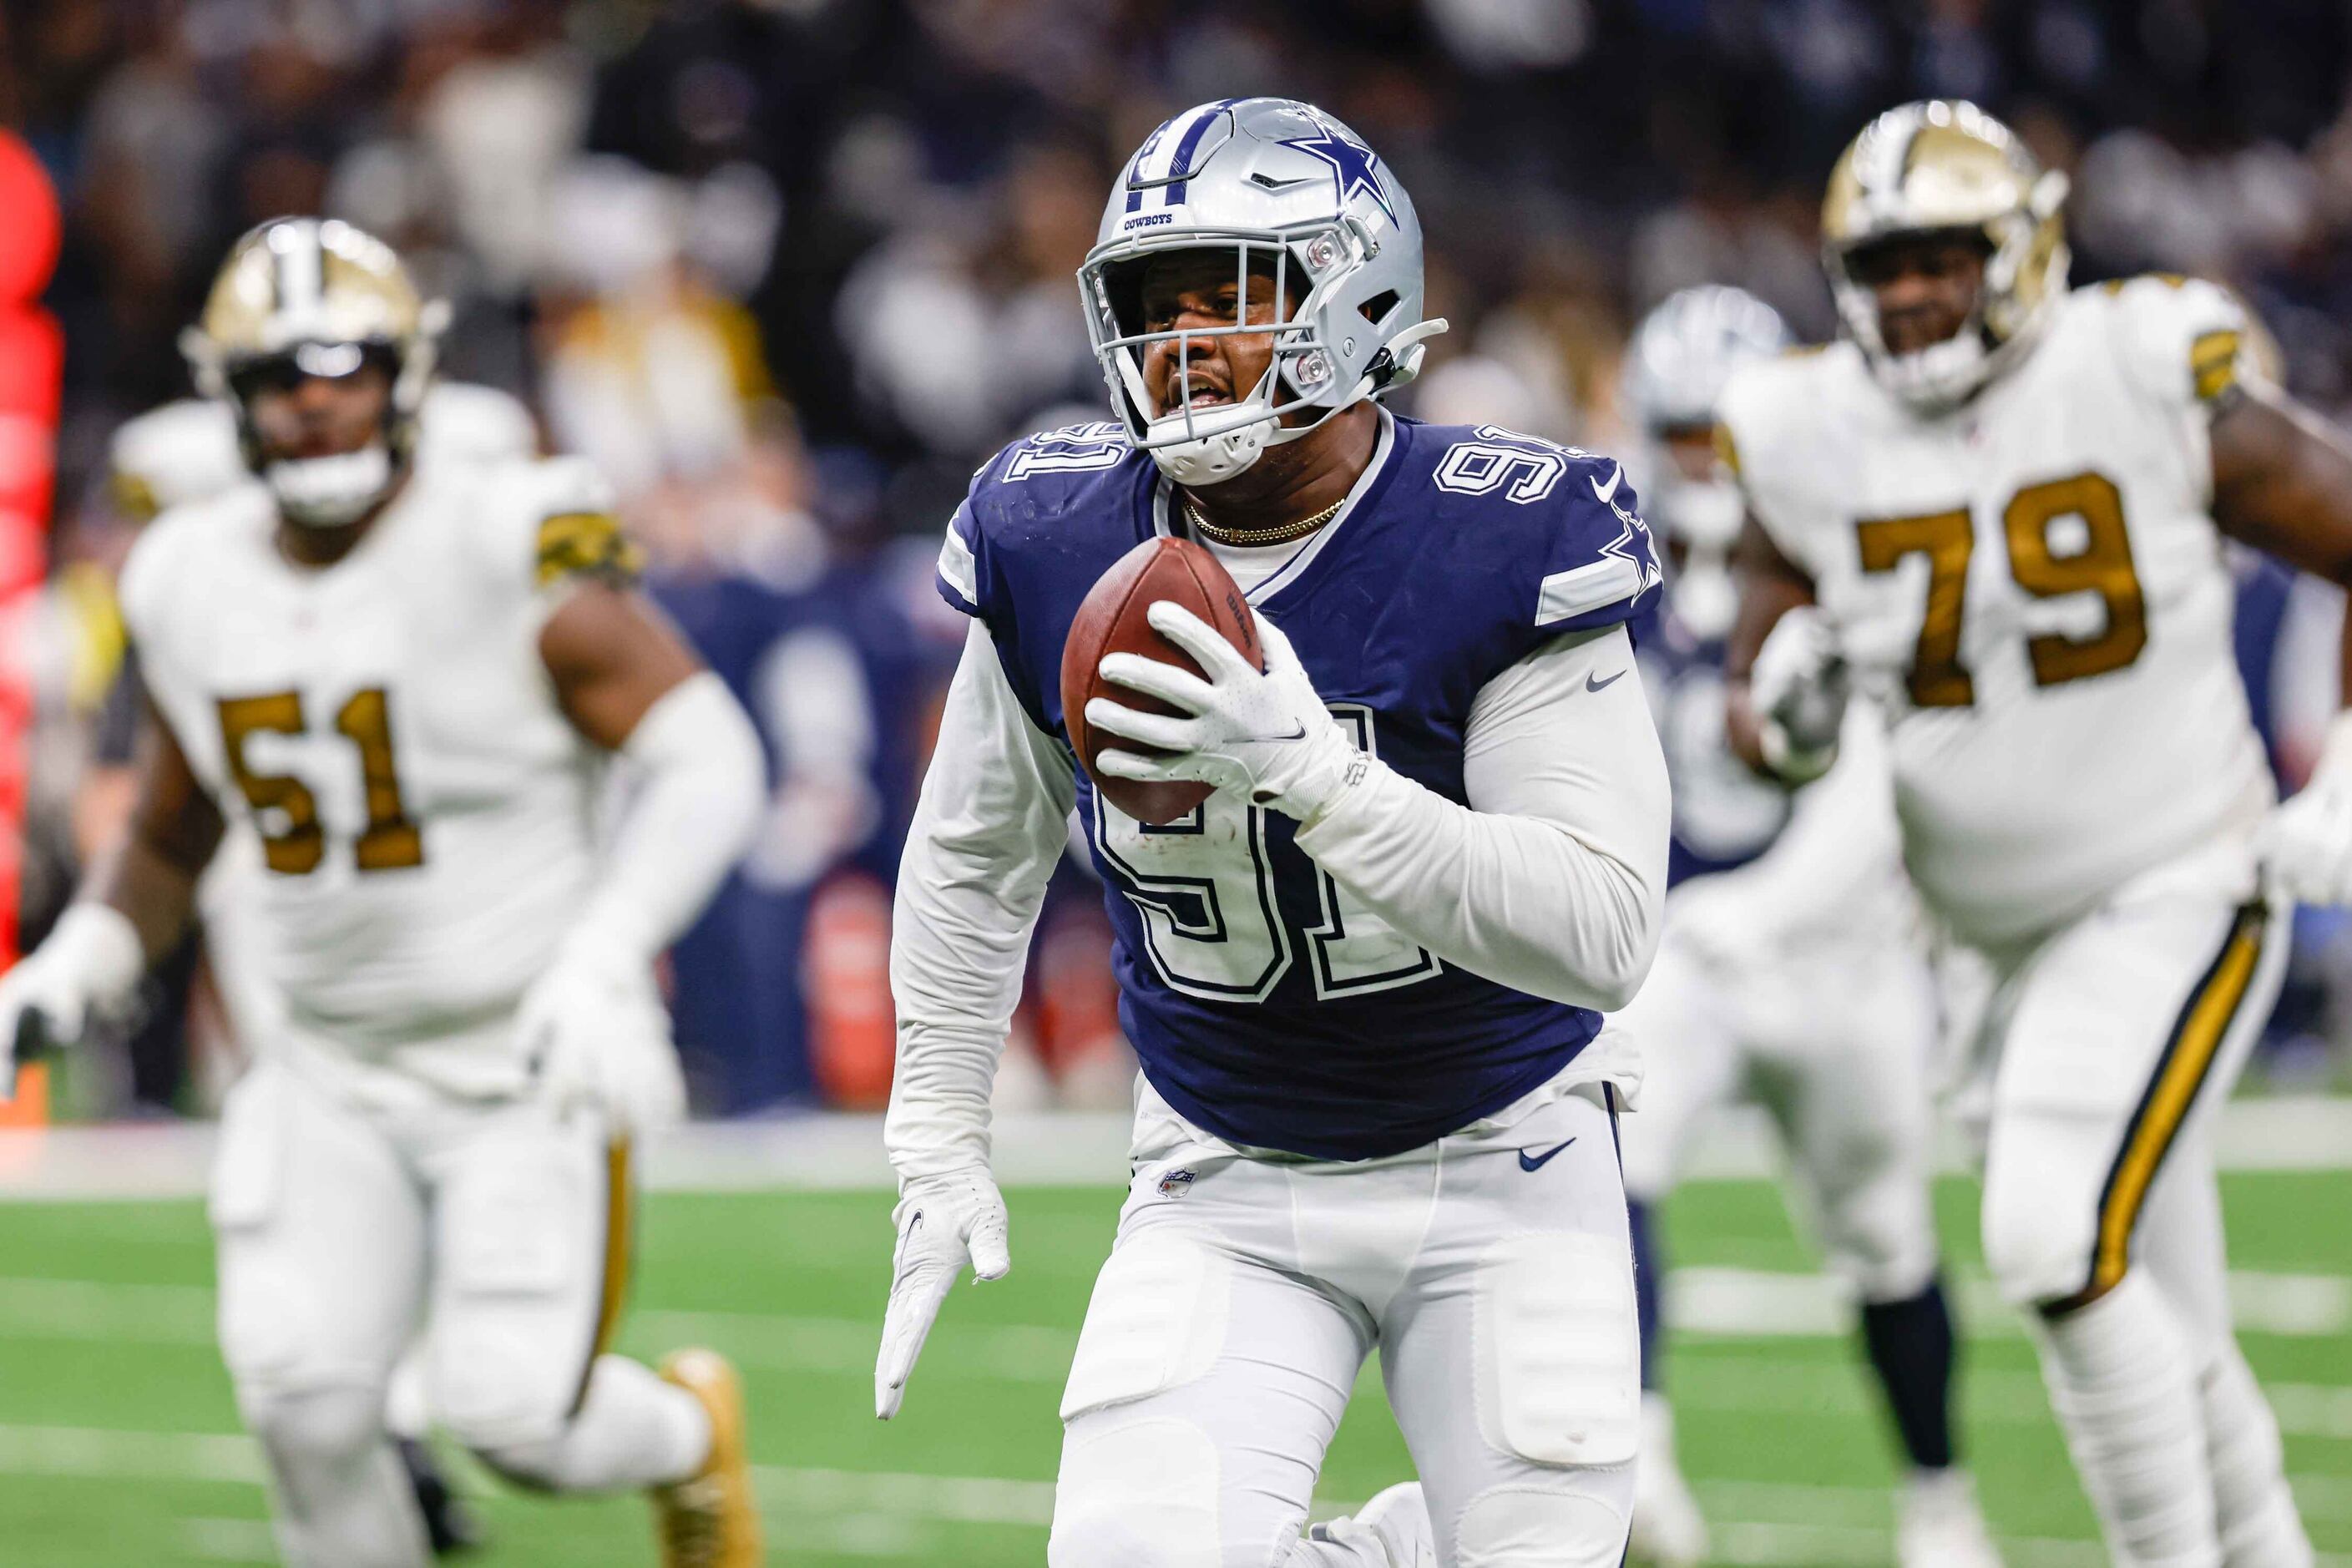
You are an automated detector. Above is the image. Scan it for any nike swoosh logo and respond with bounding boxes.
[1243,723,1308,742]
[1586,669,1626,693]
[1517,1139,1576,1172]
[1590,463,1623,504]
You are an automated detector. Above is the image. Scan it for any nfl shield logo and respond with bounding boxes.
[1156,1168,1197,1199]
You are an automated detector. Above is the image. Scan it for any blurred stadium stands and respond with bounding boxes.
[8,0,2352,1116]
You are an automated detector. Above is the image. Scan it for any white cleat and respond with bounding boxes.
[1627,1394,1708,1567]
[1310,1481,1437,1567]
[1899,1469,2004,1568]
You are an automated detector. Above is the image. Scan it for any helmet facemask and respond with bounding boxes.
[215,332,439,528]
[1080,223,1439,487]
[180,218,448,529]
[1646,422,1745,643]
[1823,121,2071,414]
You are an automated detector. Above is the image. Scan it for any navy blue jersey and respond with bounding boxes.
[938,414,1662,1160]
[1630,600,1793,888]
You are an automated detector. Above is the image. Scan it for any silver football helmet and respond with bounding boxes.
[1621,286,1788,641]
[1080,97,1447,486]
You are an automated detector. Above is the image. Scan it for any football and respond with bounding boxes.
[1060,535,1262,825]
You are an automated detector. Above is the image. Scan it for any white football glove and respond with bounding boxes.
[0,904,144,1103]
[1089,601,1358,821]
[874,1167,1009,1419]
[2259,716,2352,907]
[518,927,685,1139]
[1748,606,1849,784]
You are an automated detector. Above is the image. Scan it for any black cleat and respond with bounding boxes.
[397,1437,483,1555]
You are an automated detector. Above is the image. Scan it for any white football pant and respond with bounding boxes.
[1958,835,2309,1567]
[1616,923,1940,1302]
[1049,1074,1639,1568]
[210,1058,707,1567]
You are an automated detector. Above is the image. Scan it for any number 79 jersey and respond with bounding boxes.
[119,457,630,1089]
[939,412,1662,1160]
[1718,276,2275,946]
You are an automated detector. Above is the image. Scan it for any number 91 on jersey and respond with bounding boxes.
[1085,706,1441,1004]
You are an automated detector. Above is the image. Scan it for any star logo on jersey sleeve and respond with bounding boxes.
[1599,504,1664,599]
[1278,124,1398,225]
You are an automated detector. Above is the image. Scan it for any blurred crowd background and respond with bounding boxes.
[7,0,2352,1120]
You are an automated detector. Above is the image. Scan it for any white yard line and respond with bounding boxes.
[7,1098,2352,1201]
[1671,1266,2350,1338]
[3,1426,2343,1568]
[0,1423,266,1484]
[0,1262,2343,1399]
[1665,1351,2352,1443]
[181,1517,276,1563]
[1694,1473,2352,1528]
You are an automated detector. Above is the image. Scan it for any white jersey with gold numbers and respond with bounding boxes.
[118,455,639,1096]
[1719,276,2274,944]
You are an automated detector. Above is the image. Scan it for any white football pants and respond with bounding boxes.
[1048,1074,1640,1568]
[1958,835,2307,1566]
[210,1058,706,1567]
[1616,923,1940,1302]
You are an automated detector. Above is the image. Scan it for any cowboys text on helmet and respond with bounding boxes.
[1080,97,1448,486]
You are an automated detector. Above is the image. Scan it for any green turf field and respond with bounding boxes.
[0,1173,2344,1566]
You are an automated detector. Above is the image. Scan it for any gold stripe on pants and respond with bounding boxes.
[571,1137,635,1415]
[2053,902,2266,1315]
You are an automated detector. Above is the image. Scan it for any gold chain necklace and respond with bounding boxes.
[1181,493,1347,549]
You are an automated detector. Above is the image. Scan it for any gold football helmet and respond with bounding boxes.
[180,217,449,524]
[1823,100,2069,409]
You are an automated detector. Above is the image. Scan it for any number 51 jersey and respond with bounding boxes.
[1718,276,2275,947]
[938,412,1662,1161]
[119,456,634,1094]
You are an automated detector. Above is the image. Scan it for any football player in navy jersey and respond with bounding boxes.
[874,98,1671,1568]
[1611,288,2000,1568]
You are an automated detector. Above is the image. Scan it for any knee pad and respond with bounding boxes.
[1060,1232,1232,1423]
[431,1347,575,1457]
[428,1300,586,1453]
[428,1142,608,1453]
[1815,1167,1940,1304]
[1475,1232,1640,1469]
[1980,1161,2102,1309]
[238,1380,387,1468]
[1453,1485,1629,1568]
[1049,1417,1223,1568]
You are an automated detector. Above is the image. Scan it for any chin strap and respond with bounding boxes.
[1145,317,1450,486]
[1373,317,1449,390]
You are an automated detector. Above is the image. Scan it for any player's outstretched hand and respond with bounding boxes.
[876,1168,1009,1420]
[1090,603,1357,821]
[1748,607,1849,784]
[520,932,686,1138]
[2260,722,2352,907]
[0,904,144,1103]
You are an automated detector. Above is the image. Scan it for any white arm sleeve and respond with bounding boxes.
[886,622,1079,1181]
[579,670,767,960]
[1292,624,1669,1010]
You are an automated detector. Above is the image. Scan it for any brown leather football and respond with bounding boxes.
[1061,536,1262,825]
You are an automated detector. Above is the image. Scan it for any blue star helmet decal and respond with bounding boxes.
[1280,119,1398,225]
